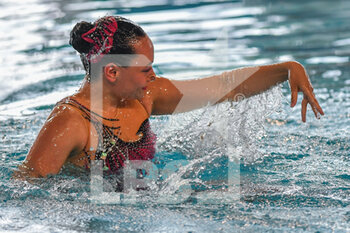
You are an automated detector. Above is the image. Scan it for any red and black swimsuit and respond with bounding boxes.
[58,98,156,174]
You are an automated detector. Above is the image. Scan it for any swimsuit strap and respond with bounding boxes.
[55,97,156,173]
[56,97,105,163]
[61,97,120,121]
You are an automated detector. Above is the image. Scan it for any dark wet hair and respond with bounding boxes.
[69,16,146,81]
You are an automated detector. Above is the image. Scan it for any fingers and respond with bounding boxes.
[288,63,324,121]
[310,103,320,119]
[291,89,298,107]
[303,88,325,116]
[290,83,298,107]
[301,98,308,122]
[301,91,324,122]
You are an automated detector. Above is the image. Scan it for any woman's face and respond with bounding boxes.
[117,35,156,100]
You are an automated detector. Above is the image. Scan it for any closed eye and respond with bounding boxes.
[142,67,151,73]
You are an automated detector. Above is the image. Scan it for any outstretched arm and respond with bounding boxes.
[148,61,324,122]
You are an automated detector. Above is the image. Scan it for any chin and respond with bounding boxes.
[136,94,144,100]
[136,91,145,99]
[129,93,143,100]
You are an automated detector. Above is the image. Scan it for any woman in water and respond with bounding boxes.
[16,16,323,179]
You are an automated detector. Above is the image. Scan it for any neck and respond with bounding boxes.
[74,76,132,115]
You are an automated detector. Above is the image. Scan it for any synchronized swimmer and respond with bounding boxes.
[15,16,324,180]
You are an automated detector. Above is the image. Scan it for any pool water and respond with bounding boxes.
[0,0,349,232]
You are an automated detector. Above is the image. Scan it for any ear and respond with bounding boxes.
[103,63,120,83]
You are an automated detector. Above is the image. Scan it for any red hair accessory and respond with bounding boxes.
[81,16,118,63]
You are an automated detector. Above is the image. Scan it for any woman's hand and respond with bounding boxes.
[288,62,324,122]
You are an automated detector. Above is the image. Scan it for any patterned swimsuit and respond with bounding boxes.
[58,98,156,174]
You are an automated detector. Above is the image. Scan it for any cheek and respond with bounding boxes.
[133,74,147,86]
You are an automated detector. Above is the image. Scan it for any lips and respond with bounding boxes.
[142,87,147,90]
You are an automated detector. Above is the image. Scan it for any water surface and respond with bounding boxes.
[0,0,349,232]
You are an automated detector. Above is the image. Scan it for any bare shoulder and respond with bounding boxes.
[48,101,85,122]
[148,76,175,90]
[42,102,89,150]
[147,76,183,115]
[15,101,89,178]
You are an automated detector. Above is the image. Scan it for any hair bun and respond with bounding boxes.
[69,21,94,54]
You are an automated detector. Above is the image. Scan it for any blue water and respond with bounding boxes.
[0,0,349,232]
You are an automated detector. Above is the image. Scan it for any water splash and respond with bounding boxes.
[154,85,284,163]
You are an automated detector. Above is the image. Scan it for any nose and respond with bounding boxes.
[148,75,156,82]
[147,69,156,82]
